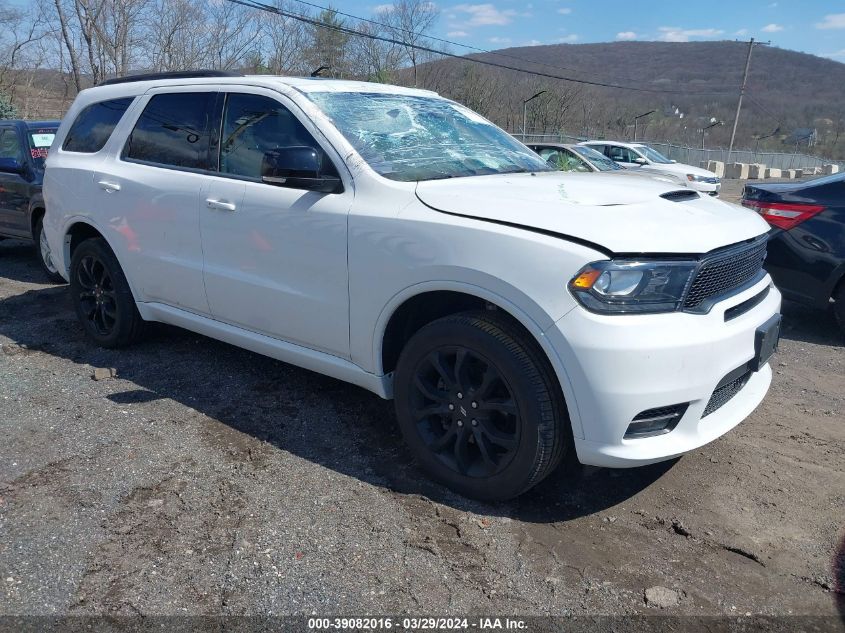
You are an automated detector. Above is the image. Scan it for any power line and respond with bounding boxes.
[227,0,735,96]
[285,0,648,85]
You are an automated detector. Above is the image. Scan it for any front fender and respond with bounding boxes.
[369,278,584,439]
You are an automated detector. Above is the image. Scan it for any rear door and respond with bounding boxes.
[0,126,30,237]
[95,89,219,314]
[199,88,352,357]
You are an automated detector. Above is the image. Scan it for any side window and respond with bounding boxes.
[125,92,217,170]
[537,148,558,161]
[63,97,134,153]
[608,145,630,162]
[0,129,22,161]
[219,92,338,181]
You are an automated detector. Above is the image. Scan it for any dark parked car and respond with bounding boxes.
[0,119,63,281]
[742,172,845,333]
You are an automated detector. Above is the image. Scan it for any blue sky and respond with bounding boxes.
[344,0,845,61]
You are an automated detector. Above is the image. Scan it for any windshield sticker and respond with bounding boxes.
[31,133,56,148]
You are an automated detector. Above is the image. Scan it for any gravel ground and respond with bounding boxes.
[1,181,843,620]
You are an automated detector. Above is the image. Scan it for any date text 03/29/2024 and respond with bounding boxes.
[307,617,527,630]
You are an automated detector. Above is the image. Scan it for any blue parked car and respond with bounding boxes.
[0,119,63,281]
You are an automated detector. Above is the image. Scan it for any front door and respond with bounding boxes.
[0,127,30,238]
[200,90,352,358]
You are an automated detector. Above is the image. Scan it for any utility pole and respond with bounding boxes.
[633,110,655,142]
[728,38,757,159]
[522,90,546,141]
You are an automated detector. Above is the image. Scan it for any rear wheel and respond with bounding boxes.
[33,217,65,283]
[69,237,144,348]
[394,311,570,501]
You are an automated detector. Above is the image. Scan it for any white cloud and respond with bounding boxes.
[522,39,543,46]
[489,36,512,44]
[447,30,469,37]
[372,3,393,13]
[761,23,784,32]
[657,26,724,42]
[557,7,572,14]
[822,49,845,59]
[558,34,579,43]
[815,13,845,29]
[616,31,637,40]
[735,28,749,36]
[451,3,520,26]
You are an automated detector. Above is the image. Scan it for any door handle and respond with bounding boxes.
[97,180,121,192]
[206,198,236,212]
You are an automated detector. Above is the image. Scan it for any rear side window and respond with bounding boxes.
[63,97,134,153]
[124,92,217,170]
[0,129,23,161]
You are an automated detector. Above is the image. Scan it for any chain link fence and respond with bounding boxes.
[517,132,845,171]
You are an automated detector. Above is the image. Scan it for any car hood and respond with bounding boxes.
[415,171,768,254]
[641,162,715,177]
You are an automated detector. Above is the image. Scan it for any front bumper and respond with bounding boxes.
[545,274,780,468]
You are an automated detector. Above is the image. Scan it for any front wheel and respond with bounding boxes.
[394,311,571,501]
[34,217,66,283]
[69,237,144,348]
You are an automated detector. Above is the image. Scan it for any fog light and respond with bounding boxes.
[624,404,688,439]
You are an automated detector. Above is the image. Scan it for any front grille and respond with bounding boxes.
[702,371,751,417]
[684,239,767,310]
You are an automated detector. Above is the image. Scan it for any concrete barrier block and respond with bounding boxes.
[748,164,767,179]
[795,169,804,178]
[765,168,782,178]
[706,160,725,177]
[783,169,796,179]
[724,162,750,179]
[823,164,840,175]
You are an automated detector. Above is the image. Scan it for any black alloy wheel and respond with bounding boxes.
[394,311,571,501]
[409,346,520,478]
[76,253,117,336]
[69,237,144,348]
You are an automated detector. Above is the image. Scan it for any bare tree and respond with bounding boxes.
[145,0,209,71]
[262,0,309,75]
[379,0,438,85]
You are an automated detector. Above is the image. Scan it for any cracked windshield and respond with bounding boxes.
[307,92,551,182]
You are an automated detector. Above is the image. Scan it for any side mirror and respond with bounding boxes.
[261,146,342,194]
[633,157,648,165]
[0,157,24,175]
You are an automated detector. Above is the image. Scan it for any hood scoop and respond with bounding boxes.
[660,190,700,202]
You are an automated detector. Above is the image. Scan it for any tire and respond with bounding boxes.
[69,237,144,348]
[33,216,66,283]
[394,310,571,501]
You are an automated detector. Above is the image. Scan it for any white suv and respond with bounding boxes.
[44,73,781,500]
[580,140,721,195]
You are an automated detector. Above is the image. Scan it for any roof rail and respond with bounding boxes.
[98,70,241,87]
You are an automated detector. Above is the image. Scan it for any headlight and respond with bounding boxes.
[687,173,714,182]
[569,260,697,313]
